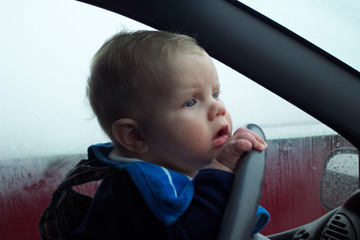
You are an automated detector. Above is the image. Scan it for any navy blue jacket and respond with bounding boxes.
[70,168,234,240]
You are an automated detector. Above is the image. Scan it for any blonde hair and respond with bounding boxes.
[87,30,204,143]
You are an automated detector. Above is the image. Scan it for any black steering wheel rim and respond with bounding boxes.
[217,124,267,240]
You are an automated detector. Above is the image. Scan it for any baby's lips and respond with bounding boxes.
[212,134,229,147]
[212,124,231,147]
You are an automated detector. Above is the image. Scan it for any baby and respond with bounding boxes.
[70,30,267,239]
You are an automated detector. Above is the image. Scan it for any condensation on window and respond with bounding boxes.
[0,0,154,161]
[321,149,359,210]
[214,58,336,141]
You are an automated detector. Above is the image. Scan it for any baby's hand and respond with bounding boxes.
[207,128,267,173]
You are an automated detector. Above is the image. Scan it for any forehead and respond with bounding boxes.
[165,52,219,90]
[138,52,219,113]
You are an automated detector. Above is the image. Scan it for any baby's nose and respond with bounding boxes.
[208,101,226,121]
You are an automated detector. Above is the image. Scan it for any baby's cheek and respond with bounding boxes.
[189,130,212,152]
[225,112,233,132]
[176,125,204,146]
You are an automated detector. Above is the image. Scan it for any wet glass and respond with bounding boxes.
[321,148,359,210]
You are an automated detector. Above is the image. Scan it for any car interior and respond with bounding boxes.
[77,0,360,238]
[1,0,359,239]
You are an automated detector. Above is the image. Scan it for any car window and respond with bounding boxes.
[239,0,360,72]
[1,0,154,160]
[1,0,340,160]
[0,0,358,237]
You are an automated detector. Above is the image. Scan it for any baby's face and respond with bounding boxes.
[142,52,233,177]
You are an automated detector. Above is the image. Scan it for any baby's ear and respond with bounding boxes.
[112,119,149,154]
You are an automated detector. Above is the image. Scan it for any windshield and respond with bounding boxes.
[239,0,360,72]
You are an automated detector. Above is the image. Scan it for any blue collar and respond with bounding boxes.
[88,143,194,226]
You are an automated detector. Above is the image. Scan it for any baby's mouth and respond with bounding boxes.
[212,125,229,147]
[216,126,228,138]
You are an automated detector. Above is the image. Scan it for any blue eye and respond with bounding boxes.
[184,99,196,107]
[212,91,219,99]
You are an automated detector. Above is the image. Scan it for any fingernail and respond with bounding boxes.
[255,142,266,151]
[259,142,267,151]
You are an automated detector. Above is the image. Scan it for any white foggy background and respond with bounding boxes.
[1,0,359,160]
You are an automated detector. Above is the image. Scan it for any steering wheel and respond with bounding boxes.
[217,124,269,240]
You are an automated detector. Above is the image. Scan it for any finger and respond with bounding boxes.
[215,139,252,171]
[233,128,268,150]
[230,139,253,155]
[233,128,265,143]
[232,130,267,151]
